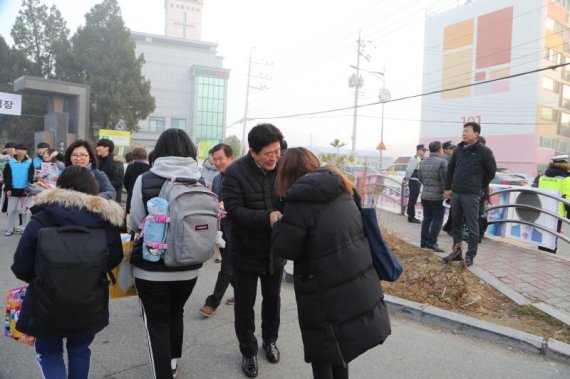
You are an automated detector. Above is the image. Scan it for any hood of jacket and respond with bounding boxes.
[31,188,125,227]
[150,156,201,180]
[284,168,346,203]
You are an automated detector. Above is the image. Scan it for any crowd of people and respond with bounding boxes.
[404,121,570,264]
[3,124,392,379]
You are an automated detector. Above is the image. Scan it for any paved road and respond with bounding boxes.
[1,227,570,378]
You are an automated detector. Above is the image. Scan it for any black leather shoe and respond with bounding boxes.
[408,218,421,224]
[426,244,444,253]
[262,342,280,363]
[242,356,258,378]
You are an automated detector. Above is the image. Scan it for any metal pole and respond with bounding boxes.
[379,66,385,170]
[351,31,361,157]
[241,48,254,156]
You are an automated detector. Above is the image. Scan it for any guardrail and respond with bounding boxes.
[353,174,408,215]
[486,187,570,244]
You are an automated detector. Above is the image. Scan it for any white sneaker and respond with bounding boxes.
[171,358,178,378]
[4,229,14,236]
[14,226,23,233]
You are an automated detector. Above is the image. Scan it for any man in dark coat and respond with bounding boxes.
[444,122,496,267]
[96,138,124,203]
[222,123,286,378]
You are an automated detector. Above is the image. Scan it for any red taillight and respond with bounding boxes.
[500,180,509,185]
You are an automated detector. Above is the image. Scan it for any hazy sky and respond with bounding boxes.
[0,0,460,159]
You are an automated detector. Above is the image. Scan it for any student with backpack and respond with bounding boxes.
[11,165,124,379]
[129,128,218,379]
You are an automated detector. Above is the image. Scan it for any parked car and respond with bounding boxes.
[343,164,381,178]
[381,163,407,177]
[510,173,535,184]
[491,172,528,186]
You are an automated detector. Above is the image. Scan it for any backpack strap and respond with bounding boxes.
[141,172,166,214]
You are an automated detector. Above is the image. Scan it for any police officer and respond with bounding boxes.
[538,154,570,253]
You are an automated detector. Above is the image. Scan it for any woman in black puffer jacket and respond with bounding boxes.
[271,148,391,379]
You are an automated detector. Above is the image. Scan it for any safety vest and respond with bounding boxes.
[539,176,566,216]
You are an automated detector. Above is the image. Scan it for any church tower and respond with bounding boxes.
[164,0,203,40]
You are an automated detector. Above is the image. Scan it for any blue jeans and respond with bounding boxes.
[421,199,445,247]
[35,334,95,379]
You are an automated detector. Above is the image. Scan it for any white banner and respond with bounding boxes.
[0,92,22,116]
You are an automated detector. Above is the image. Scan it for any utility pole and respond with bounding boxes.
[350,31,362,157]
[240,47,271,156]
[241,48,253,156]
[378,66,390,170]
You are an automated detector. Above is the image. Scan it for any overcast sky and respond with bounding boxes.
[0,0,460,160]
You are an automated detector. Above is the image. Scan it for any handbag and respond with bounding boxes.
[353,191,403,282]
[4,287,35,346]
[109,232,137,299]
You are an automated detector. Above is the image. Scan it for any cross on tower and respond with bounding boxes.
[174,11,196,39]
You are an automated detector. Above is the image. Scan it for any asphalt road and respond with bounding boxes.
[1,228,569,378]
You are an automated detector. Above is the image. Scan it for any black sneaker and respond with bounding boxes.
[408,218,421,224]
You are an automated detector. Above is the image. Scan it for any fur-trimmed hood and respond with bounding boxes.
[550,162,570,172]
[32,188,124,226]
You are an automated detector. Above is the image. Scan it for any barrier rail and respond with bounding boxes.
[486,187,570,244]
[353,174,408,215]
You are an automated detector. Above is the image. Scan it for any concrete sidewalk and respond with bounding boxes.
[377,207,570,326]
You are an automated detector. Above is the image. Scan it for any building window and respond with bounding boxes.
[541,106,558,121]
[559,140,570,153]
[171,118,187,130]
[542,76,560,93]
[540,136,556,149]
[149,117,165,133]
[195,75,225,141]
[545,48,562,65]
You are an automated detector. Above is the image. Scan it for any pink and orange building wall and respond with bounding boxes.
[420,0,570,174]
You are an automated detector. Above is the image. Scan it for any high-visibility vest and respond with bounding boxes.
[539,176,566,216]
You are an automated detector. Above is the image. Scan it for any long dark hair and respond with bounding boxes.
[275,147,320,197]
[64,140,98,169]
[56,166,99,195]
[153,129,197,160]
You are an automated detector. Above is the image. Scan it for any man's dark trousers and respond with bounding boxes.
[421,199,445,247]
[205,246,233,309]
[205,222,233,309]
[233,267,283,358]
[407,179,421,221]
[451,192,480,258]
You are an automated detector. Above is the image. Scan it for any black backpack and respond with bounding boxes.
[18,211,110,337]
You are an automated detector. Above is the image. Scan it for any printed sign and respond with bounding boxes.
[0,92,22,116]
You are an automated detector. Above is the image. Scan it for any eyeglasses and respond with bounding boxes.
[71,154,89,159]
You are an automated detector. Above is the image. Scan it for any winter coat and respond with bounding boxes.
[200,158,218,188]
[3,156,34,197]
[446,140,496,195]
[98,154,124,202]
[418,152,447,201]
[11,188,124,337]
[124,160,151,213]
[88,164,117,201]
[272,168,391,365]
[129,156,203,280]
[223,154,286,274]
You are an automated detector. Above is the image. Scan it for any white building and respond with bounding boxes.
[130,31,229,155]
[420,0,570,174]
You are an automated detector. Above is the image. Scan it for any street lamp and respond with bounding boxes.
[351,65,389,169]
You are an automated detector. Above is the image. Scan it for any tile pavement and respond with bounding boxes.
[377,207,570,324]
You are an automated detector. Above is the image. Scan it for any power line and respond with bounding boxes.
[250,62,570,120]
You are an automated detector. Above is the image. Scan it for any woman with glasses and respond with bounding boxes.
[63,140,116,200]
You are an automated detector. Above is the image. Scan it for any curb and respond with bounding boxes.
[384,294,570,365]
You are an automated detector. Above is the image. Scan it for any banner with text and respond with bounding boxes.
[0,92,22,116]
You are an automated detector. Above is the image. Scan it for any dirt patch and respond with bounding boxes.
[382,231,570,344]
